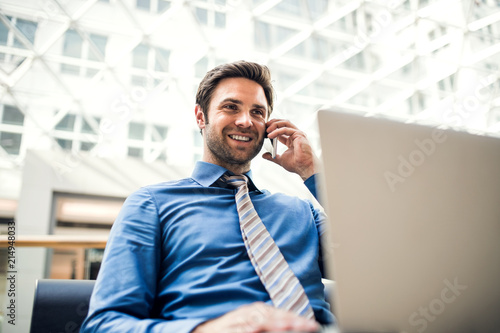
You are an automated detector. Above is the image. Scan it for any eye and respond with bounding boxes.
[252,109,265,116]
[223,104,238,111]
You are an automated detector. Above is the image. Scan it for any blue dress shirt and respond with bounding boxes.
[81,161,334,333]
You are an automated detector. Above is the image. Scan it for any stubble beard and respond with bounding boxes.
[204,123,265,169]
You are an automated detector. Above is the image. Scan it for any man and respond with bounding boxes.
[81,61,334,333]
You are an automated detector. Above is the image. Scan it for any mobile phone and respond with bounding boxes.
[264,129,278,159]
[268,137,277,159]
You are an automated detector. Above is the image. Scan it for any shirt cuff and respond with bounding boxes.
[304,173,321,201]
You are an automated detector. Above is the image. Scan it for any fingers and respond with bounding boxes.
[266,120,308,150]
[194,302,319,333]
[241,303,319,333]
[266,119,298,131]
[257,312,319,332]
[266,119,301,140]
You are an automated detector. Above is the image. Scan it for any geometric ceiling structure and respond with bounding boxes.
[1,0,499,173]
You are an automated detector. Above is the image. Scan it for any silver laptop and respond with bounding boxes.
[317,109,500,333]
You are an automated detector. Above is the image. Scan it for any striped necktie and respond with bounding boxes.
[224,174,315,319]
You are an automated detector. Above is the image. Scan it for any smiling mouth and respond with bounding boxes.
[229,134,251,142]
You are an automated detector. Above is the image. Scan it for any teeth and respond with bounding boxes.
[230,135,250,142]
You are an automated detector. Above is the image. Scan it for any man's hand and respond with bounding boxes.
[192,302,319,333]
[263,119,320,181]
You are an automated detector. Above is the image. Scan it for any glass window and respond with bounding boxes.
[195,57,208,78]
[132,44,149,69]
[128,147,143,158]
[82,117,99,134]
[80,141,96,151]
[276,25,296,41]
[2,105,24,125]
[52,114,100,153]
[195,7,208,25]
[288,41,306,58]
[56,114,76,131]
[128,122,145,140]
[341,52,366,71]
[56,138,73,150]
[153,125,168,142]
[14,18,38,48]
[255,21,298,51]
[0,132,22,155]
[0,16,38,49]
[273,70,301,91]
[158,0,171,12]
[275,0,301,16]
[88,34,107,61]
[299,72,340,99]
[86,68,98,78]
[61,63,80,75]
[254,21,271,49]
[157,150,167,162]
[0,21,8,45]
[306,0,328,20]
[63,30,83,58]
[215,12,226,28]
[132,75,147,86]
[193,1,226,28]
[155,48,170,71]
[137,0,151,10]
[62,30,82,74]
[419,0,430,8]
[288,35,332,61]
[131,44,170,86]
[311,36,328,61]
[62,30,106,76]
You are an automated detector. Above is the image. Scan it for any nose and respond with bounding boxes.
[234,111,252,128]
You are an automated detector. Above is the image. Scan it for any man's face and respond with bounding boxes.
[196,77,268,171]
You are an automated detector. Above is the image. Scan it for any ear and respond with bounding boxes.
[195,105,206,131]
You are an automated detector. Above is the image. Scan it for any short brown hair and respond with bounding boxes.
[196,60,275,120]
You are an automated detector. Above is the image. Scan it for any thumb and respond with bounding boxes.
[262,152,280,165]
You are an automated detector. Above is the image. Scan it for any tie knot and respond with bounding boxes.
[222,174,248,188]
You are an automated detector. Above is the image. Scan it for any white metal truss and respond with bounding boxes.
[0,0,499,169]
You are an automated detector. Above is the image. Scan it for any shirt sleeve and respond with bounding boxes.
[304,174,330,279]
[80,187,205,333]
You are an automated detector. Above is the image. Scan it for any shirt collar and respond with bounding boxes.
[192,161,261,192]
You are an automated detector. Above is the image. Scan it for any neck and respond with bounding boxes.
[203,157,251,175]
[225,164,250,176]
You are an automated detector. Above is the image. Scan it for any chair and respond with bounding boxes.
[30,279,95,333]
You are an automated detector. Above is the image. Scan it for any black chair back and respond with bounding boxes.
[30,279,95,333]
